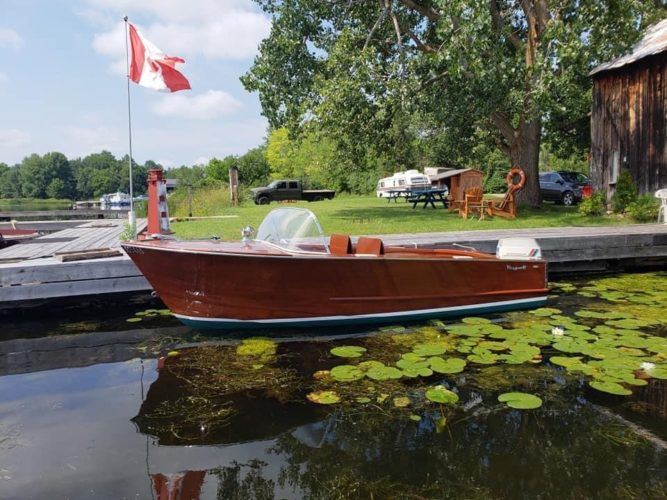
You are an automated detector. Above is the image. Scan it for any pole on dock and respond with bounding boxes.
[123,15,136,237]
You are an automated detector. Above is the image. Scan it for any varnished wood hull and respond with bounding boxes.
[123,241,548,329]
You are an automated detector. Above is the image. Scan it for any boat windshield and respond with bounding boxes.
[256,208,329,253]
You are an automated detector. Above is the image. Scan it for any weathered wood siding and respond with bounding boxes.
[591,52,667,200]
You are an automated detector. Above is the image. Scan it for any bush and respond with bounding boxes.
[626,195,660,222]
[611,170,637,213]
[578,192,606,216]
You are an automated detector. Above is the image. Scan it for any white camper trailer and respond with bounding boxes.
[376,170,431,198]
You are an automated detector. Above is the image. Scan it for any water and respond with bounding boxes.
[1,273,666,499]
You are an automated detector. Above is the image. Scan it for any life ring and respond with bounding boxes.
[506,167,526,190]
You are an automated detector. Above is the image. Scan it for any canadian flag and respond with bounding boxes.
[128,23,190,93]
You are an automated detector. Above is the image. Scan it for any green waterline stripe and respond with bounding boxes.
[174,296,548,330]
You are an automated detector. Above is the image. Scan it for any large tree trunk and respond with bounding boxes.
[509,118,542,208]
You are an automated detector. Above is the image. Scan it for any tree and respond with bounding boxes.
[0,166,22,198]
[243,0,661,205]
[206,156,238,183]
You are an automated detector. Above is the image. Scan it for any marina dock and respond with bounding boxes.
[0,218,149,309]
[1,222,666,310]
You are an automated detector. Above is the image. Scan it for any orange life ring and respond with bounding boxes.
[506,167,526,190]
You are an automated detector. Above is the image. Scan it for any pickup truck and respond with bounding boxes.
[251,180,336,205]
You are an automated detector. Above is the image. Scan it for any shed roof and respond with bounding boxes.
[428,168,482,181]
[590,18,667,76]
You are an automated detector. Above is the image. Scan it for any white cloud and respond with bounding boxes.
[0,129,30,149]
[88,0,270,66]
[0,72,7,83]
[60,125,121,157]
[152,90,242,120]
[0,28,23,51]
[192,156,210,166]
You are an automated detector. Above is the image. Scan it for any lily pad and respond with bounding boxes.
[462,317,492,324]
[425,386,459,404]
[330,365,364,382]
[366,366,403,381]
[429,357,467,374]
[330,345,367,358]
[307,390,341,405]
[588,380,632,396]
[393,396,410,408]
[467,351,499,365]
[498,392,543,410]
[531,307,562,317]
[412,343,448,356]
[357,360,386,372]
[236,338,277,358]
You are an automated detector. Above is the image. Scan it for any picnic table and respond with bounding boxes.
[386,190,409,203]
[407,188,449,209]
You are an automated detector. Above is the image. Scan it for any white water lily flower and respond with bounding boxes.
[551,327,565,337]
[640,362,656,372]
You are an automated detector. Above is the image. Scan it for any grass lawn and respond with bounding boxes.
[170,194,631,240]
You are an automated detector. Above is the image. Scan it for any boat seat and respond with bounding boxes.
[355,236,384,256]
[329,234,353,255]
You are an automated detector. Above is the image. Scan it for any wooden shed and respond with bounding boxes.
[590,19,667,201]
[428,168,484,204]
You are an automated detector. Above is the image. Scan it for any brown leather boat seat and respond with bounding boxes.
[355,236,385,256]
[329,234,353,255]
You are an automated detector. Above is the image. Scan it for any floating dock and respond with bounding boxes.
[0,219,149,309]
[1,222,666,310]
[383,224,667,273]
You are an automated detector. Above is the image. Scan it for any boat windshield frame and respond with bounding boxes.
[255,207,329,254]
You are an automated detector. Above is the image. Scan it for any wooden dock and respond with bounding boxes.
[383,223,667,273]
[0,219,150,309]
[1,222,666,310]
[0,208,128,220]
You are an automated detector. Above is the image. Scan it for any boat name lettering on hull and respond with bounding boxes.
[506,264,527,271]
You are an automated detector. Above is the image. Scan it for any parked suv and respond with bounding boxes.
[539,171,590,206]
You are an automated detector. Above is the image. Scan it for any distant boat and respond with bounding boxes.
[100,191,132,207]
[122,207,548,329]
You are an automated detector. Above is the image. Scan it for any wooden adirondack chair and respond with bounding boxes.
[459,187,488,219]
[486,167,526,219]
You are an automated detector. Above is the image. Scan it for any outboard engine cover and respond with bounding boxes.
[496,237,542,260]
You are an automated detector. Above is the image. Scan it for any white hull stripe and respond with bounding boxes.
[173,296,547,324]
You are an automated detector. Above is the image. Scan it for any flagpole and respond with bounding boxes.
[123,15,136,235]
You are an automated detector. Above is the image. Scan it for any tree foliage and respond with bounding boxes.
[0,151,151,201]
[243,0,663,205]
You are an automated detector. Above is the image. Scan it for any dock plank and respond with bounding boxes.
[0,256,144,286]
[0,275,150,303]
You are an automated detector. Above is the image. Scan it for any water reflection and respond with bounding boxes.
[1,272,666,498]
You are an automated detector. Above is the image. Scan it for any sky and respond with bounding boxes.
[0,0,271,167]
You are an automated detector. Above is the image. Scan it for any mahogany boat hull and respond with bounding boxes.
[123,241,548,329]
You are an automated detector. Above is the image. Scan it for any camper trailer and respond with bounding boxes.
[376,170,431,198]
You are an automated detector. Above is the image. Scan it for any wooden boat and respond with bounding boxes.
[0,228,39,249]
[122,208,547,329]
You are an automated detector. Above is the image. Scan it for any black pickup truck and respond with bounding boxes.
[251,180,336,205]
